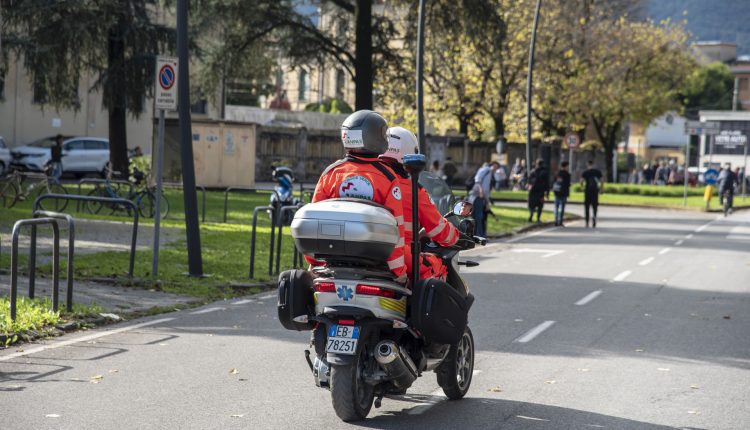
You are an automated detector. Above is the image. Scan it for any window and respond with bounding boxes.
[740,77,749,91]
[190,99,208,114]
[298,69,309,101]
[84,140,108,150]
[64,140,85,151]
[335,69,346,100]
[336,18,348,41]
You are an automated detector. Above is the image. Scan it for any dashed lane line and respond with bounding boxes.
[658,248,671,255]
[613,270,632,282]
[675,240,684,246]
[575,290,602,306]
[0,317,175,362]
[190,307,225,315]
[685,234,694,239]
[515,321,556,343]
[232,299,255,305]
[256,294,277,301]
[639,257,655,266]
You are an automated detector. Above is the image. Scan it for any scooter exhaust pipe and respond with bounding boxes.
[375,340,418,389]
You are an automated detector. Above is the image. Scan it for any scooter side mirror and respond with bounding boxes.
[453,200,473,217]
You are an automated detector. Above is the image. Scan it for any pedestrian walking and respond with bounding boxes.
[48,134,64,181]
[468,161,499,237]
[581,159,603,227]
[527,159,549,223]
[553,161,571,226]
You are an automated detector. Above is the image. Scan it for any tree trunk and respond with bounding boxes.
[107,23,129,178]
[493,114,505,140]
[354,0,373,110]
[459,118,469,136]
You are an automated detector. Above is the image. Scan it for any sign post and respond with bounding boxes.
[564,132,579,176]
[684,121,721,207]
[153,56,179,279]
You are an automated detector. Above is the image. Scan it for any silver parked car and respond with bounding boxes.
[0,136,11,177]
[11,136,110,177]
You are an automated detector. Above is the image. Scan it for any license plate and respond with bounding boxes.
[326,324,360,355]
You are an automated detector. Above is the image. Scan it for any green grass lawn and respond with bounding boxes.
[0,296,104,337]
[485,189,750,210]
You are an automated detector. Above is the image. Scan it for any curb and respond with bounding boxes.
[491,198,750,213]
[485,214,582,240]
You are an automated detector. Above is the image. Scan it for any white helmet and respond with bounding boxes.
[382,126,419,164]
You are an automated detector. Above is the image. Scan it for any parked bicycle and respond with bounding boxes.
[0,170,68,210]
[85,167,169,219]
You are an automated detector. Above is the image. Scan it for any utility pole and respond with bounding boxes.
[525,0,542,171]
[416,0,426,149]
[733,77,739,111]
[177,0,203,276]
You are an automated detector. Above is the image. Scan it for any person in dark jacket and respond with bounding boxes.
[553,161,571,226]
[527,159,549,223]
[49,134,64,180]
[581,159,604,227]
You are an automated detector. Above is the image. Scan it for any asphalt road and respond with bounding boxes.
[1,206,749,429]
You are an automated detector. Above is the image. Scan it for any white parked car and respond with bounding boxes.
[11,136,110,177]
[0,136,11,177]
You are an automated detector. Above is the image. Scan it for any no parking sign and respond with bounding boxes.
[155,56,178,111]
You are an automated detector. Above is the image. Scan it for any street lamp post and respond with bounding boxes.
[525,0,542,171]
[416,0,426,149]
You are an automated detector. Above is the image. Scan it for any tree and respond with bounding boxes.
[2,0,174,176]
[681,62,736,116]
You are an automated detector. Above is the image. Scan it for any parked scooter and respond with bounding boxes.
[270,166,301,226]
[277,154,486,421]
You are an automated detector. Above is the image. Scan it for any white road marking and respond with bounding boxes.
[510,248,564,258]
[727,226,750,240]
[190,307,225,315]
[575,290,602,306]
[639,257,654,266]
[675,240,684,246]
[613,270,632,282]
[516,416,550,422]
[0,317,175,362]
[506,227,558,243]
[658,248,671,255]
[695,223,710,232]
[233,299,256,305]
[406,388,445,415]
[256,294,276,301]
[685,234,694,239]
[515,321,556,343]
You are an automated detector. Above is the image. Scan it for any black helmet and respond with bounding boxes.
[340,110,388,156]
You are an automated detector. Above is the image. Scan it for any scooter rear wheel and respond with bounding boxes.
[330,336,374,421]
[436,326,474,400]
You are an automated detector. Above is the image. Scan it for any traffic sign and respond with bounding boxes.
[155,56,178,111]
[684,120,720,136]
[703,168,719,185]
[564,132,580,149]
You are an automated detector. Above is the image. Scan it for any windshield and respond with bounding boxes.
[419,171,457,217]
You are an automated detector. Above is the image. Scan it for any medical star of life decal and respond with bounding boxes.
[337,285,354,301]
[339,175,374,200]
[391,186,402,201]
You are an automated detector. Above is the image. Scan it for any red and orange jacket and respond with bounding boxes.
[384,161,459,275]
[310,155,407,278]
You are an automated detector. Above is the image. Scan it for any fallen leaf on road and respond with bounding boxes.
[635,349,644,353]
[15,348,24,352]
[239,378,248,382]
[723,315,731,320]
[45,414,61,418]
[89,375,103,384]
[577,368,590,372]
[643,313,651,317]
[657,368,670,372]
[514,319,523,323]
[690,313,698,317]
[690,384,700,389]
[231,414,244,418]
[687,410,700,415]
[109,369,119,374]
[158,343,168,346]
[229,368,239,375]
[544,380,556,385]
[69,378,82,382]
[488,386,502,392]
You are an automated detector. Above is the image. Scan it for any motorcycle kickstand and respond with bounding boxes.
[374,392,384,409]
[304,349,314,372]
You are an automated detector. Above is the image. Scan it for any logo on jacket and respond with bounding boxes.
[339,175,374,200]
[337,285,354,301]
[391,186,402,201]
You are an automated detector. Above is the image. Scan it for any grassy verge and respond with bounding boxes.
[1,296,104,337]
[485,189,750,210]
[487,205,559,236]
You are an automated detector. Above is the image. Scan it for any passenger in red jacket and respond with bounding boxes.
[379,126,458,280]
[309,110,408,282]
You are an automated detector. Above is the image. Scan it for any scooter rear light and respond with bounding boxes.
[314,281,336,293]
[356,284,397,299]
[338,319,355,325]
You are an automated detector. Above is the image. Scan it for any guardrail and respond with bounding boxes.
[76,178,134,212]
[163,182,207,222]
[28,211,76,312]
[224,187,280,223]
[34,194,138,277]
[9,218,60,321]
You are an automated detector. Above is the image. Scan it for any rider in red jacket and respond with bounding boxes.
[309,111,408,281]
[379,126,458,280]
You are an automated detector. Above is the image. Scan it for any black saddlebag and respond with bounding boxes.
[277,269,315,331]
[410,279,469,345]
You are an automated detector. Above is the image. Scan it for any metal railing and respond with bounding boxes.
[34,194,139,277]
[224,187,280,223]
[9,218,60,321]
[29,211,76,312]
[248,205,276,279]
[248,203,304,279]
[275,205,304,275]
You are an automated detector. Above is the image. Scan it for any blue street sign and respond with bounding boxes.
[703,168,719,186]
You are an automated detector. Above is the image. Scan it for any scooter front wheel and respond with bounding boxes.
[436,326,474,400]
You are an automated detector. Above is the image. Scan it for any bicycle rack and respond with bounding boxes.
[223,187,280,223]
[163,182,207,222]
[248,205,277,279]
[9,218,60,321]
[34,194,138,277]
[275,204,304,275]
[76,178,134,212]
[29,211,76,312]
